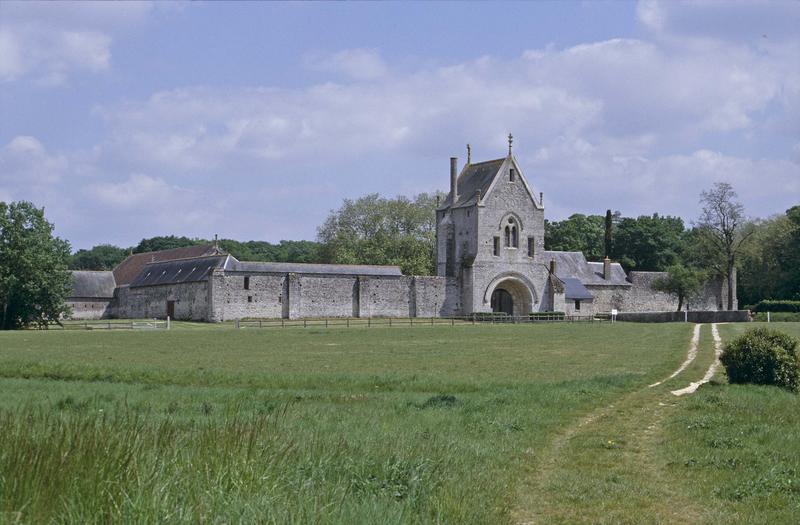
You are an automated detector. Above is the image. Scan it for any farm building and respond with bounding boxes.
[67,141,735,321]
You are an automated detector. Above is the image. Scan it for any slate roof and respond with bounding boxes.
[438,158,505,209]
[129,255,229,288]
[543,251,630,286]
[561,277,594,300]
[113,245,222,286]
[70,271,116,299]
[225,260,404,276]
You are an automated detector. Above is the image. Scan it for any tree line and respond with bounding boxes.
[1,184,797,328]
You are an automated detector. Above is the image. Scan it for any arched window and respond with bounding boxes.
[504,226,511,247]
[511,225,518,248]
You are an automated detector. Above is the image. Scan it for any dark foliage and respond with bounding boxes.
[720,328,799,392]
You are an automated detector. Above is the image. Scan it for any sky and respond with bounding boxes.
[1,0,798,251]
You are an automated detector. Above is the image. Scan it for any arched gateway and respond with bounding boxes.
[484,273,537,316]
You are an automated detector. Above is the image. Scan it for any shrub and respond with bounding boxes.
[720,328,799,392]
[751,300,800,313]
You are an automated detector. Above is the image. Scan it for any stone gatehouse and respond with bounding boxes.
[67,140,735,321]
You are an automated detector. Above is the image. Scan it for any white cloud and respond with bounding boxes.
[0,0,154,84]
[305,48,388,80]
[0,136,69,187]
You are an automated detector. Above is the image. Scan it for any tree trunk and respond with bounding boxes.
[727,259,735,311]
[677,294,684,312]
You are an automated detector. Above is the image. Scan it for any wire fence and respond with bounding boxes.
[234,314,608,329]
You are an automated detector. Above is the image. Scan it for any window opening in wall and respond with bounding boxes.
[574,300,581,311]
[247,295,253,303]
[509,168,516,182]
[493,236,500,256]
[244,276,250,290]
[278,294,282,304]
[511,226,518,248]
[504,226,510,247]
[528,237,535,257]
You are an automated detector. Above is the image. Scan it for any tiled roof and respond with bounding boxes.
[129,255,229,288]
[543,251,630,286]
[438,158,505,209]
[113,245,221,285]
[69,271,116,299]
[561,277,594,300]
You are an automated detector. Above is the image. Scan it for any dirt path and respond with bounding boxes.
[671,323,722,396]
[512,324,720,524]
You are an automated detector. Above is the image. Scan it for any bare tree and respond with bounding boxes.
[696,182,752,310]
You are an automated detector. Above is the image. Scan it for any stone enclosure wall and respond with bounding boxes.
[207,272,461,321]
[66,299,115,320]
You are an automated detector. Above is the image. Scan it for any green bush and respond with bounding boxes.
[720,328,800,392]
[750,300,800,313]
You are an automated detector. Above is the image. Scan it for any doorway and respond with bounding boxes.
[491,288,514,316]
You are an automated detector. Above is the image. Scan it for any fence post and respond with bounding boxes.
[304,319,307,328]
[325,318,328,328]
[282,318,285,328]
[389,318,392,327]
[368,317,371,328]
[411,317,413,326]
[347,318,350,328]
[167,316,170,330]
[767,311,771,323]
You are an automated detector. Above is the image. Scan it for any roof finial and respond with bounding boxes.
[466,143,471,164]
[508,133,513,155]
[214,233,219,252]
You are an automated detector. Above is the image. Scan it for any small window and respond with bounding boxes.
[247,295,253,303]
[493,237,500,256]
[574,300,581,311]
[527,237,535,257]
[509,168,516,182]
[244,276,250,290]
[278,294,282,304]
[511,226,518,248]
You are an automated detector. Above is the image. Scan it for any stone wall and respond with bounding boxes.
[206,271,460,321]
[117,282,210,321]
[66,299,115,320]
[210,272,287,321]
[616,310,750,323]
[298,275,359,318]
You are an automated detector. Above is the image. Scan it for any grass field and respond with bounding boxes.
[0,322,798,524]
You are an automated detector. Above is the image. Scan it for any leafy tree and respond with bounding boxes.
[695,183,752,310]
[544,214,605,261]
[134,235,203,253]
[70,244,129,270]
[611,214,686,271]
[652,264,705,311]
[0,201,72,329]
[317,193,440,275]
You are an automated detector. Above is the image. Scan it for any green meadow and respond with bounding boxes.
[0,322,797,524]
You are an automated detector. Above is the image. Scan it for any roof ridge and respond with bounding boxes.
[141,253,228,265]
[464,157,505,167]
[237,261,401,269]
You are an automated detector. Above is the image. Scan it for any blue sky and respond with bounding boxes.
[1,1,798,250]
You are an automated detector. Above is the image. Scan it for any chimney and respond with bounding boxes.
[540,192,543,207]
[549,258,556,275]
[450,157,459,206]
[603,256,611,280]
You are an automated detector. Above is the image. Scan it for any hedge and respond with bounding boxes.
[749,300,800,313]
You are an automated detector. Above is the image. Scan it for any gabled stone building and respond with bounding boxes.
[66,139,734,321]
